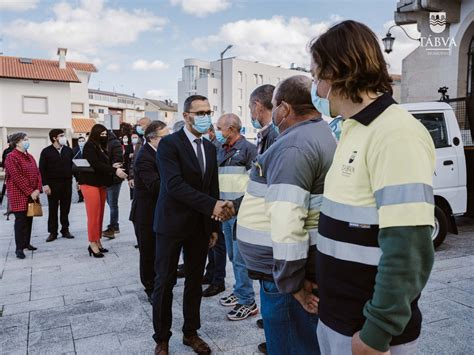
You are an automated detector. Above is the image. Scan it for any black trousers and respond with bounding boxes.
[134,222,156,295]
[47,180,72,235]
[152,231,209,342]
[13,211,33,251]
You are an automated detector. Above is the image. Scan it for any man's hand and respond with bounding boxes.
[128,179,135,188]
[112,162,123,169]
[30,189,40,200]
[352,332,390,355]
[293,280,319,314]
[43,185,51,196]
[212,200,235,221]
[209,232,218,248]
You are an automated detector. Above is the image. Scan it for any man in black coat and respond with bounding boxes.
[130,121,169,303]
[39,129,75,242]
[102,130,124,238]
[152,95,232,355]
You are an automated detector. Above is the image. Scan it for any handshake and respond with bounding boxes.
[212,200,236,221]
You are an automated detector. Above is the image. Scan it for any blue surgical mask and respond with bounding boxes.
[22,141,30,151]
[202,134,211,141]
[132,137,139,145]
[271,104,287,135]
[329,116,343,141]
[136,126,144,136]
[78,142,85,149]
[215,130,227,144]
[311,80,333,117]
[251,117,262,130]
[192,115,212,134]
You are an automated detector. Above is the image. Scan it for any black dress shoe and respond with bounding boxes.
[202,284,225,297]
[99,247,109,253]
[177,264,185,279]
[256,318,264,329]
[15,250,26,259]
[62,231,75,239]
[46,233,57,242]
[258,342,267,354]
[26,245,37,251]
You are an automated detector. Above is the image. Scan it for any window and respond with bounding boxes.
[213,88,218,95]
[259,75,263,84]
[412,112,449,148]
[23,96,48,114]
[254,74,258,84]
[238,88,243,100]
[71,102,84,114]
[238,71,243,82]
[199,68,210,78]
[98,108,105,114]
[237,106,242,116]
[89,108,94,114]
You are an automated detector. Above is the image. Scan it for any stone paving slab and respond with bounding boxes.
[0,185,472,354]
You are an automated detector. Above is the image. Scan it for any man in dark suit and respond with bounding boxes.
[39,129,75,242]
[130,120,169,303]
[152,95,232,355]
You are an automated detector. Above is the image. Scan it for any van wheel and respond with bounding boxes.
[433,206,448,249]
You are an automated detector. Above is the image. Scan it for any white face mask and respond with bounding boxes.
[58,136,67,146]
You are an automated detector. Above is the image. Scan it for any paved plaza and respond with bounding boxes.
[0,185,473,354]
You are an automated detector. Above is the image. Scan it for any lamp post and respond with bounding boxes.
[220,44,233,115]
[383,24,421,54]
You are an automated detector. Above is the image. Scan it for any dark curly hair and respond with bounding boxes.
[309,20,392,103]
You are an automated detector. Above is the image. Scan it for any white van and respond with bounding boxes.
[402,102,468,248]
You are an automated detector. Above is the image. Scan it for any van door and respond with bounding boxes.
[412,111,459,191]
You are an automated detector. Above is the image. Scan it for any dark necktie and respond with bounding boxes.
[194,138,205,176]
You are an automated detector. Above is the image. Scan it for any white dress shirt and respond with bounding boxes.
[183,125,206,171]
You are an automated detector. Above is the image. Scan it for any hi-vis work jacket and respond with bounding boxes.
[236,118,336,293]
[217,136,257,200]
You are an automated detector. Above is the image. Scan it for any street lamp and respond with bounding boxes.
[220,44,233,115]
[383,24,420,54]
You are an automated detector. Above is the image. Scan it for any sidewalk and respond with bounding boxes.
[0,184,473,354]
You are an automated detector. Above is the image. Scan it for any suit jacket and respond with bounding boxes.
[154,128,220,237]
[129,143,160,225]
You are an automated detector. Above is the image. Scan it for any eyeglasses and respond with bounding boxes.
[187,111,214,117]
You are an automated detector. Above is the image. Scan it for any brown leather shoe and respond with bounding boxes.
[154,341,169,355]
[46,233,57,242]
[183,335,211,354]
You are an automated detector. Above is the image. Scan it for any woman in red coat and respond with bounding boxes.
[5,132,42,259]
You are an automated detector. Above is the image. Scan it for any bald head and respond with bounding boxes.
[217,113,242,131]
[273,75,317,116]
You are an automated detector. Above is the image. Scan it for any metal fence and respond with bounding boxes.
[442,97,474,147]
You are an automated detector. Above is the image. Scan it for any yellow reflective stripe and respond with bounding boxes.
[218,166,248,174]
[267,200,309,244]
[218,174,249,194]
[379,202,434,228]
[237,193,271,232]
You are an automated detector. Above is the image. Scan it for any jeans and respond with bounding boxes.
[260,280,320,355]
[106,182,122,229]
[204,231,226,285]
[222,217,254,305]
[317,320,418,355]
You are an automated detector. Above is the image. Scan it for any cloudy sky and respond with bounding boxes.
[0,0,420,101]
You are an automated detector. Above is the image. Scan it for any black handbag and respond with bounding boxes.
[72,159,95,173]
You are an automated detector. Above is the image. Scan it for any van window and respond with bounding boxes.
[412,112,450,148]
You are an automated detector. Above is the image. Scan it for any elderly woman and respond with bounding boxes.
[5,132,42,259]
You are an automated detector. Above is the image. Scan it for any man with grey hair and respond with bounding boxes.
[249,84,278,155]
[235,75,336,353]
[213,113,259,320]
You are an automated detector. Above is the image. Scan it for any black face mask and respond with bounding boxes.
[99,136,108,145]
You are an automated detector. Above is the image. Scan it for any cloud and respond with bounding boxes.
[0,0,38,11]
[106,63,120,72]
[145,89,168,99]
[132,59,169,71]
[192,16,339,68]
[380,21,420,74]
[2,0,167,58]
[170,0,231,17]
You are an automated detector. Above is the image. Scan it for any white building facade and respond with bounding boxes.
[89,89,145,125]
[178,58,311,138]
